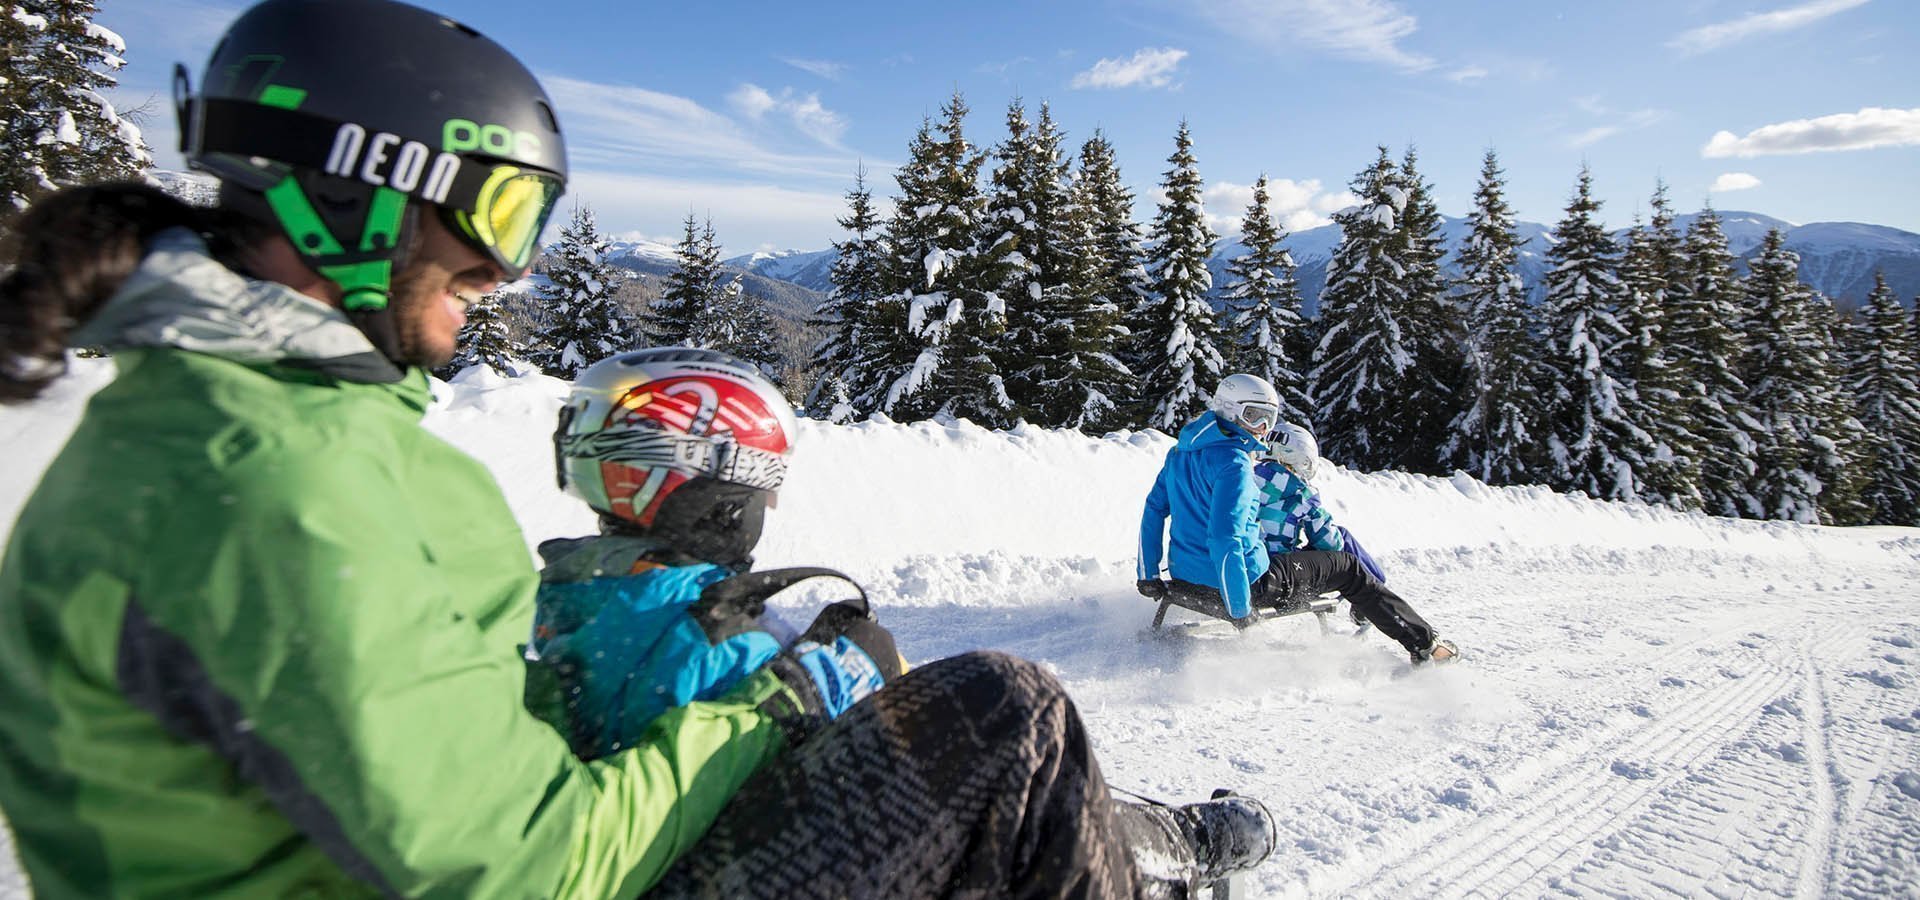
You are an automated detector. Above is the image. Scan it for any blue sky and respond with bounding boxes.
[107,0,1918,254]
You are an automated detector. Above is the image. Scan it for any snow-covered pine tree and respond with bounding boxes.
[877,92,1014,426]
[1077,130,1152,425]
[442,287,520,377]
[646,214,722,346]
[809,168,889,420]
[526,204,631,379]
[1615,183,1702,510]
[1849,272,1920,524]
[1221,174,1309,424]
[691,274,784,381]
[0,0,149,222]
[1670,205,1760,517]
[1740,229,1862,523]
[1443,149,1545,485]
[984,100,1072,420]
[1023,147,1133,430]
[1311,147,1418,470]
[1389,147,1458,473]
[1129,121,1224,431]
[1802,286,1872,525]
[1536,166,1654,502]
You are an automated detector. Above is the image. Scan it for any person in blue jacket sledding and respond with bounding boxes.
[1137,375,1456,665]
[1251,422,1457,664]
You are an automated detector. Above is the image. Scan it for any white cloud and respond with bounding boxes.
[779,57,847,80]
[1446,65,1488,83]
[727,83,847,146]
[541,74,860,180]
[1702,107,1920,156]
[1201,178,1356,235]
[1565,107,1667,148]
[1710,173,1763,192]
[1071,47,1188,90]
[728,84,778,120]
[1182,0,1432,71]
[1668,0,1870,55]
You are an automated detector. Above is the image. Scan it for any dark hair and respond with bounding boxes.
[0,182,220,402]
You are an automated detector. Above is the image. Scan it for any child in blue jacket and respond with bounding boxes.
[1252,423,1457,664]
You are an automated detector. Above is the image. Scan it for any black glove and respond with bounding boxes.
[800,601,907,681]
[1137,578,1169,600]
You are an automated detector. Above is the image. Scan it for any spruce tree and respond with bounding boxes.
[876,92,1013,425]
[810,168,888,419]
[1850,272,1920,524]
[1536,166,1654,501]
[647,214,721,346]
[1129,121,1224,431]
[1077,130,1152,424]
[0,0,149,222]
[1010,134,1136,430]
[1391,147,1458,473]
[1616,183,1702,510]
[984,100,1073,420]
[1221,175,1309,423]
[1311,148,1417,469]
[527,205,631,378]
[1803,288,1873,525]
[691,275,784,381]
[1671,206,1760,517]
[443,288,520,377]
[1444,150,1544,485]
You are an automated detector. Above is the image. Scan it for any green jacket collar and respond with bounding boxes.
[70,227,406,385]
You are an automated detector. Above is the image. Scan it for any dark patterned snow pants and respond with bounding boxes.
[649,650,1173,899]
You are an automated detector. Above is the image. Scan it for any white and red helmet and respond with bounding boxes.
[555,348,797,533]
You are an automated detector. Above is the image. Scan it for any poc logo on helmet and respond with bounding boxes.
[324,123,461,203]
[442,118,544,160]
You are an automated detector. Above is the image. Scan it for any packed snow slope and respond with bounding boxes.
[4,361,1919,899]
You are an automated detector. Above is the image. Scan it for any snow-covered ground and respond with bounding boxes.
[5,360,1919,898]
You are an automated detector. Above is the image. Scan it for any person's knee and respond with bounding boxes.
[912,651,1074,728]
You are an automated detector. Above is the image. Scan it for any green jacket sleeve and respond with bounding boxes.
[142,423,791,898]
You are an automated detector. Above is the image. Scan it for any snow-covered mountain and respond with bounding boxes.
[6,361,1918,898]
[722,248,837,293]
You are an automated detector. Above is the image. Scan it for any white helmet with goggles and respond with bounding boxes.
[1262,422,1320,481]
[1208,373,1280,438]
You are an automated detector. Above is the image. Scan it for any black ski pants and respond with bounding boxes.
[1255,550,1437,654]
[649,650,1196,899]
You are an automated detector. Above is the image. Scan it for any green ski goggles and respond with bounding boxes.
[445,165,566,276]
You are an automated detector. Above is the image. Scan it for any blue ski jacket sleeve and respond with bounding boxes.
[1136,413,1269,619]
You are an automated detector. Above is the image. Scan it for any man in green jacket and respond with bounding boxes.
[0,1,1275,896]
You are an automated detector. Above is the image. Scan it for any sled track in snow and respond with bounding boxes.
[1294,614,1898,900]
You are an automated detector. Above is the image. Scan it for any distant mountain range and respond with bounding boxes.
[680,211,1920,319]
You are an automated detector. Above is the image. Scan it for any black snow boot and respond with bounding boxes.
[1116,790,1277,898]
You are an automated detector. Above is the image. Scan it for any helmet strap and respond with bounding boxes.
[260,176,417,362]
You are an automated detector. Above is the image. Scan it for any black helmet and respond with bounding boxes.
[176,0,567,316]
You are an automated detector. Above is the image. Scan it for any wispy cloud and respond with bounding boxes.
[541,74,860,181]
[1446,65,1488,84]
[1565,104,1667,148]
[977,56,1035,80]
[779,57,847,81]
[1198,178,1358,235]
[1702,107,1920,156]
[1710,173,1763,192]
[1182,0,1432,71]
[725,83,847,146]
[1071,47,1188,90]
[1668,0,1870,55]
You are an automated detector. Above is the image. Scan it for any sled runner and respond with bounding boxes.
[1146,579,1343,636]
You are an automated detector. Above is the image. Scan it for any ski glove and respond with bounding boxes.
[763,598,905,742]
[1137,578,1170,600]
